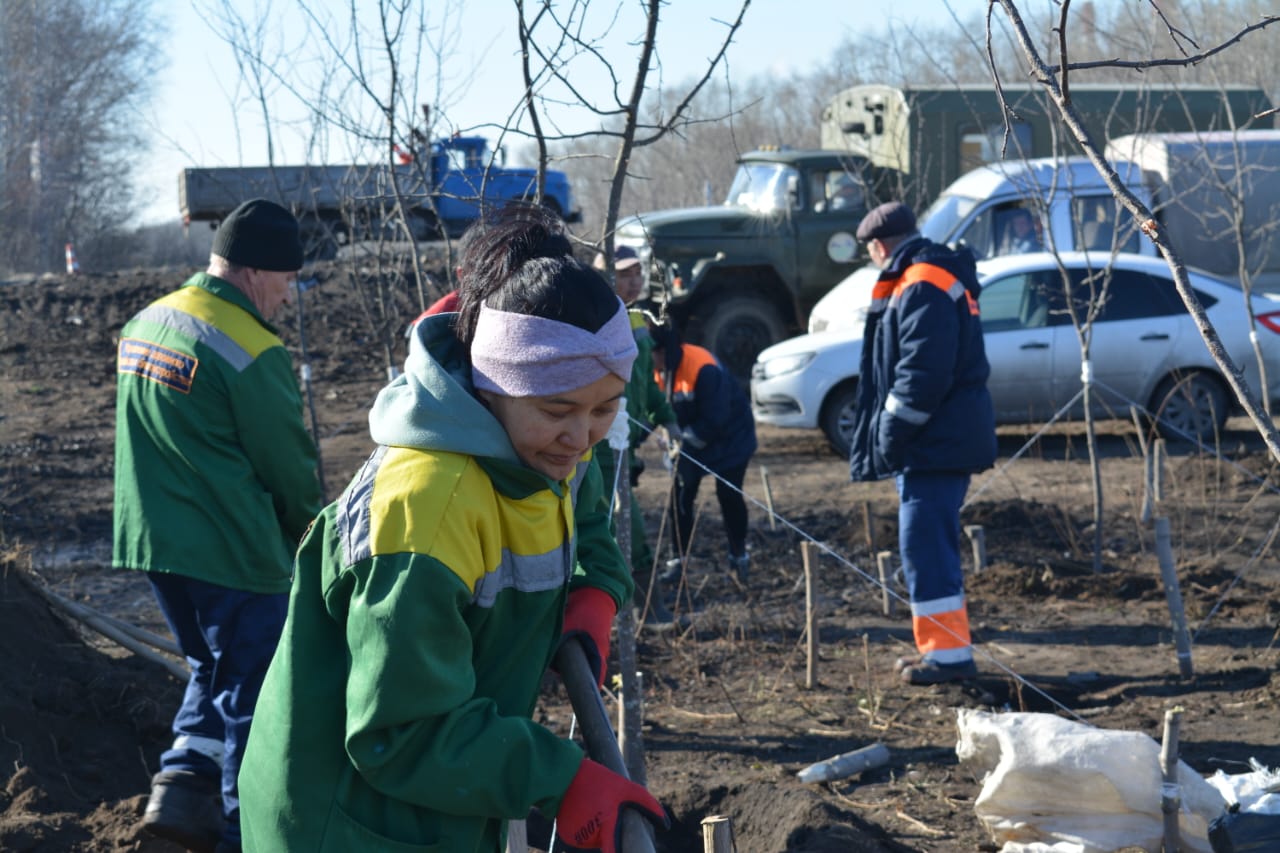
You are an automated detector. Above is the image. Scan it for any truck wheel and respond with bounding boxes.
[819,380,859,459]
[699,295,788,383]
[1150,371,1228,441]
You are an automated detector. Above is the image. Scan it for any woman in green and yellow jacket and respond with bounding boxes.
[240,207,667,853]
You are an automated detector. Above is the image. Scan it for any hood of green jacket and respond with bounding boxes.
[368,314,520,463]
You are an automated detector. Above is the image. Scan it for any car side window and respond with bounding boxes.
[956,207,998,260]
[1078,269,1184,322]
[980,274,1052,332]
[1072,196,1141,253]
[812,169,866,214]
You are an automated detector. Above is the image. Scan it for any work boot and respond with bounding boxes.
[727,552,750,586]
[894,654,923,673]
[900,658,978,686]
[659,557,685,585]
[141,769,224,853]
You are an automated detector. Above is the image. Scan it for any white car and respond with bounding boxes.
[753,252,1280,457]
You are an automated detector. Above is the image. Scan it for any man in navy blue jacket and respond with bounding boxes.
[651,325,758,588]
[848,201,997,685]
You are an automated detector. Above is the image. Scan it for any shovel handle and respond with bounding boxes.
[554,638,657,853]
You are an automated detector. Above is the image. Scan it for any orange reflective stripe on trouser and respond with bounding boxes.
[911,594,972,664]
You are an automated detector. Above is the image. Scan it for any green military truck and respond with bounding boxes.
[821,82,1273,212]
[616,83,1271,381]
[614,147,878,380]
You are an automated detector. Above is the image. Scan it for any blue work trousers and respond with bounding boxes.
[147,572,288,845]
[896,472,973,662]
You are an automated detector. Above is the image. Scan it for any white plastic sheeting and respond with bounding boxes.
[955,709,1227,853]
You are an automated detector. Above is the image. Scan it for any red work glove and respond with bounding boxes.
[559,587,616,688]
[555,758,668,853]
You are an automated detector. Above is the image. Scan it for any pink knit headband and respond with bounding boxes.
[471,299,638,396]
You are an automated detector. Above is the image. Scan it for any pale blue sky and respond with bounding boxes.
[138,0,1051,223]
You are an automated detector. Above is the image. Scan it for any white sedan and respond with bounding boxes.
[752,252,1280,457]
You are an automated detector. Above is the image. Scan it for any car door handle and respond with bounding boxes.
[1140,333,1170,341]
[1020,342,1050,350]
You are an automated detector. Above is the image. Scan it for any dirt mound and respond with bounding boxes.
[0,561,181,851]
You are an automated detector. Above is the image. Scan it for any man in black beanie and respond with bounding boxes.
[113,197,320,852]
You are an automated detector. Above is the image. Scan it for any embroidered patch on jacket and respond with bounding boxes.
[118,338,198,393]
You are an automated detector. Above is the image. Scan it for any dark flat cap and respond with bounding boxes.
[856,201,917,242]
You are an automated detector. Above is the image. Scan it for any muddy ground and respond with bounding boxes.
[2,259,1278,852]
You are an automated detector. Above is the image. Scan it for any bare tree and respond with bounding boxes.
[0,0,163,274]
[197,0,466,378]
[989,1,1280,468]
[509,0,750,259]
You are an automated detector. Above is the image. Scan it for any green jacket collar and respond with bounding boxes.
[183,271,279,335]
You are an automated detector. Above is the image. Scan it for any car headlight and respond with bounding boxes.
[758,352,815,379]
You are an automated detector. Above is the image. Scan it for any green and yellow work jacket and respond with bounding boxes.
[239,313,633,852]
[112,272,321,593]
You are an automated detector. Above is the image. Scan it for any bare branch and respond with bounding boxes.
[994,0,1280,464]
[1051,15,1277,75]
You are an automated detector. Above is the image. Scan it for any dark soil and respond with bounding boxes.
[2,258,1278,851]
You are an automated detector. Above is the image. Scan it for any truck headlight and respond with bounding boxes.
[758,352,815,379]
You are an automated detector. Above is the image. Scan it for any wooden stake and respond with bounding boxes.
[1159,707,1185,853]
[1154,517,1194,678]
[760,465,777,531]
[1154,438,1166,502]
[964,525,987,572]
[1141,442,1155,525]
[701,815,735,853]
[876,551,895,617]
[1130,405,1150,456]
[862,500,876,552]
[802,541,818,689]
[613,459,647,785]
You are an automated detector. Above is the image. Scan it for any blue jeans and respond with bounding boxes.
[147,572,288,845]
[896,472,972,664]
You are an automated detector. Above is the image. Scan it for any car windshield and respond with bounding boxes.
[919,193,980,244]
[725,162,798,213]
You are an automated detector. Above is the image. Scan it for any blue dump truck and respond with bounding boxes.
[178,135,579,260]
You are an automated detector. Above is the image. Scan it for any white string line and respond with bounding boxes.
[1084,377,1280,637]
[626,415,1089,722]
[1088,377,1280,499]
[963,386,1087,508]
[628,369,1280,712]
[961,373,1277,646]
[1192,514,1280,643]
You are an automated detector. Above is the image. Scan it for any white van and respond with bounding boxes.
[806,156,1151,334]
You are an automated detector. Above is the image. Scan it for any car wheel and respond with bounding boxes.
[699,295,789,383]
[1150,371,1228,441]
[819,380,859,459]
